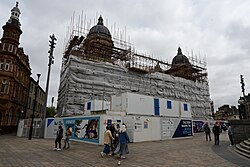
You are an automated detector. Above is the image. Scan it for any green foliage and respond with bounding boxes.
[46,107,56,118]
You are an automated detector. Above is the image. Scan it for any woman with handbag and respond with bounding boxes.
[100,126,114,157]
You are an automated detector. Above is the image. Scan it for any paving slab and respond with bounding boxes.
[0,132,249,167]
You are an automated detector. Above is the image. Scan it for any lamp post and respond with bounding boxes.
[28,74,41,140]
[41,34,56,138]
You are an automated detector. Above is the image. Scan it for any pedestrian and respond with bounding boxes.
[203,122,211,141]
[54,125,64,151]
[63,126,72,149]
[212,122,220,145]
[115,124,130,159]
[228,124,234,146]
[110,124,119,156]
[101,126,114,157]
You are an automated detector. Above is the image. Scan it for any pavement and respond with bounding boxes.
[0,132,249,167]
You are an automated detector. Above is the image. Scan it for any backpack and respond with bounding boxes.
[212,126,216,133]
[68,127,72,135]
[204,125,210,133]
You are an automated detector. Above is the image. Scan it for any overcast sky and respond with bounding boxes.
[1,0,250,111]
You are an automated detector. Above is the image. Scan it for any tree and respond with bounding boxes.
[46,107,56,118]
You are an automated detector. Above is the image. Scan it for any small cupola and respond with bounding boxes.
[10,2,21,22]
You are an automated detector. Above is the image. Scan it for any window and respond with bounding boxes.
[5,60,10,71]
[184,103,188,111]
[16,68,19,77]
[1,80,7,94]
[13,85,16,97]
[167,100,172,109]
[87,102,91,110]
[7,82,10,94]
[8,44,13,52]
[2,44,7,51]
[0,60,4,70]
[14,47,17,54]
[11,63,13,72]
[30,83,33,93]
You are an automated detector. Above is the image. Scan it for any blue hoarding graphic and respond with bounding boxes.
[173,119,193,138]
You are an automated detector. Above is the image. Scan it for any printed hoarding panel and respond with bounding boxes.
[161,118,193,139]
[172,119,193,138]
[45,118,64,138]
[193,120,204,133]
[63,116,100,143]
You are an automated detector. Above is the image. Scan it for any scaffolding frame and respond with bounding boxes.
[63,24,208,82]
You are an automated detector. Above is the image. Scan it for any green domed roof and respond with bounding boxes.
[172,47,190,65]
[88,16,111,37]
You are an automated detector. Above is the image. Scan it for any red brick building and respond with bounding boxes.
[0,3,44,134]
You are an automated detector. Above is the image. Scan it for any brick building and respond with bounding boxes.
[0,3,45,134]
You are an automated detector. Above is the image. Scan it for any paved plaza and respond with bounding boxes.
[0,132,249,167]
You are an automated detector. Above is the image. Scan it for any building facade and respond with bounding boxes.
[57,16,212,120]
[213,105,240,120]
[0,3,45,134]
[26,77,45,119]
[238,94,250,120]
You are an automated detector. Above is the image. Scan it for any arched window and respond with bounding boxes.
[1,79,7,94]
[2,44,7,51]
[5,60,10,71]
[0,59,4,70]
[8,44,13,52]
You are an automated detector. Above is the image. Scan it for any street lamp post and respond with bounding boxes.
[28,74,41,140]
[41,34,56,138]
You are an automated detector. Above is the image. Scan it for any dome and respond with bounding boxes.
[11,2,21,14]
[171,47,190,65]
[88,16,111,37]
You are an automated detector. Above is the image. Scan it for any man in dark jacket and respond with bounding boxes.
[212,122,220,145]
[54,125,64,151]
[203,122,211,141]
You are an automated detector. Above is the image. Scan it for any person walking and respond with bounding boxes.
[228,124,234,146]
[115,124,130,159]
[110,124,119,156]
[63,126,72,149]
[212,122,220,145]
[101,126,114,157]
[54,125,64,151]
[203,122,211,141]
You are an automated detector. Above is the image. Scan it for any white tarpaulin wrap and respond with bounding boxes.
[57,55,211,119]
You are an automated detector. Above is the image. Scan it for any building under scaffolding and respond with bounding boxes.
[57,16,211,120]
